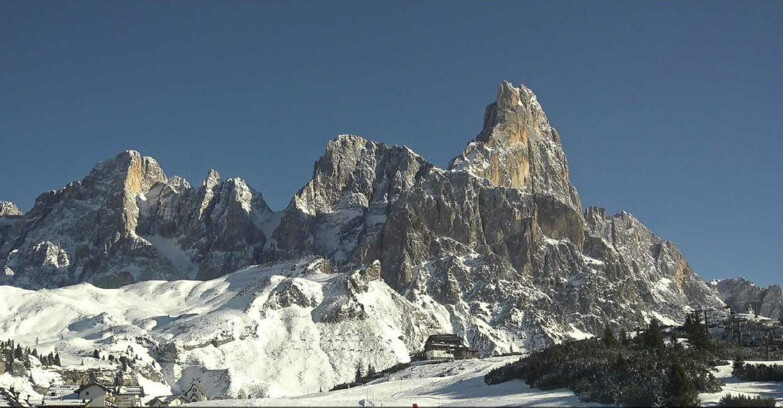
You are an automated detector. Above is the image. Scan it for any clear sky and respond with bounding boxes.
[1,1,781,286]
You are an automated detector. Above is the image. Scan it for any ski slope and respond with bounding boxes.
[189,356,598,407]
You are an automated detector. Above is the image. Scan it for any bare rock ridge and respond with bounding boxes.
[712,278,783,320]
[0,201,23,216]
[0,81,724,350]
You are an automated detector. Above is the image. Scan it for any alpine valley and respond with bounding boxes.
[0,82,760,400]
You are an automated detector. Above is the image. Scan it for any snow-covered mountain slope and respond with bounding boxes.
[0,81,724,361]
[712,278,783,320]
[0,258,446,398]
[190,356,599,407]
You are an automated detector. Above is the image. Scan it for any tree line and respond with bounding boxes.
[485,319,735,407]
[1,339,61,368]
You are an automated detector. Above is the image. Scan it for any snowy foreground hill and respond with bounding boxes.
[188,358,783,407]
[191,356,596,407]
[0,258,445,398]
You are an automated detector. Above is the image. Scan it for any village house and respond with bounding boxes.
[113,387,143,408]
[75,383,113,408]
[143,396,186,408]
[181,384,207,403]
[423,334,478,361]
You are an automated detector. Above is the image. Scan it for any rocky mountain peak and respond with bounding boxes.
[449,81,581,214]
[0,201,22,217]
[203,169,222,189]
[290,134,426,216]
[84,150,168,196]
[714,277,783,320]
[490,81,552,135]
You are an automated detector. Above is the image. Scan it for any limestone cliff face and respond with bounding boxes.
[449,81,584,247]
[136,169,275,281]
[0,82,726,352]
[271,135,429,262]
[0,151,175,288]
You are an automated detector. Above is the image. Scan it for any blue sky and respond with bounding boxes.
[1,1,781,285]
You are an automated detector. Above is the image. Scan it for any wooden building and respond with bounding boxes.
[423,334,478,361]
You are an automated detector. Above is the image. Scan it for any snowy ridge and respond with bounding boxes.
[0,258,440,399]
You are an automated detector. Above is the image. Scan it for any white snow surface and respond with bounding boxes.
[188,356,598,407]
[0,257,442,399]
[700,361,783,406]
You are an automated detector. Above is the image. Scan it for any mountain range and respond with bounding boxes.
[0,81,773,397]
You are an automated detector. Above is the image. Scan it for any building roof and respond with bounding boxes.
[43,386,79,401]
[145,395,185,406]
[184,384,206,396]
[425,334,467,349]
[74,382,111,394]
[34,401,88,407]
[115,386,144,397]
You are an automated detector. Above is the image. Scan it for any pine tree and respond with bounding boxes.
[368,364,376,377]
[644,319,665,352]
[603,324,617,348]
[667,358,699,407]
[92,349,100,359]
[619,328,629,345]
[733,355,745,378]
[355,363,363,383]
[14,345,23,359]
[685,313,709,350]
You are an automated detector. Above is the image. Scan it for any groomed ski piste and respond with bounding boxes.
[188,356,597,407]
[188,358,783,407]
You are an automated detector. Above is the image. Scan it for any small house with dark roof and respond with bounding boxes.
[423,334,478,360]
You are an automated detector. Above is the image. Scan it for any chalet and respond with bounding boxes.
[181,384,207,403]
[143,396,186,408]
[423,334,478,361]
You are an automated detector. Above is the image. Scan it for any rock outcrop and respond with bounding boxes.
[713,278,783,321]
[0,201,23,217]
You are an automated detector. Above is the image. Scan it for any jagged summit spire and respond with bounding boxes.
[83,150,167,194]
[203,169,222,188]
[449,81,581,212]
